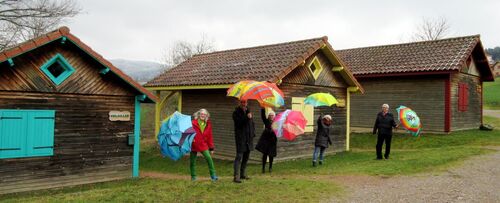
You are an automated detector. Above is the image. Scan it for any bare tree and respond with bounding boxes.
[163,36,216,68]
[0,0,81,50]
[410,17,451,41]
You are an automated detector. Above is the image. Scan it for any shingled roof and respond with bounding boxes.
[336,35,494,81]
[145,37,362,91]
[0,27,157,102]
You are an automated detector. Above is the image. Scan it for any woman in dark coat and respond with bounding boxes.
[312,115,332,167]
[255,108,277,173]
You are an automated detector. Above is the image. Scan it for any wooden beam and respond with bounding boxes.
[177,91,182,112]
[346,88,351,151]
[332,66,344,72]
[99,67,110,75]
[7,58,14,67]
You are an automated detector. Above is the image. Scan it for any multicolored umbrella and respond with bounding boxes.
[272,110,307,141]
[304,93,339,107]
[396,106,422,136]
[157,111,196,161]
[227,80,285,108]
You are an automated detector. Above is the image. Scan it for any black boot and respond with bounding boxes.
[269,167,272,173]
[233,176,242,183]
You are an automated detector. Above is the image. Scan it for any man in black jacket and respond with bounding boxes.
[232,100,255,183]
[373,104,398,160]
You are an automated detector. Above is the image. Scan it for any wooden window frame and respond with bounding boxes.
[40,53,75,86]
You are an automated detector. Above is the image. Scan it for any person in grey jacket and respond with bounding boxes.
[373,104,398,160]
[312,115,332,167]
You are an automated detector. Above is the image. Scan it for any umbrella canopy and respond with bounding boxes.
[396,106,422,136]
[157,111,196,161]
[304,93,339,107]
[227,80,285,108]
[272,110,307,141]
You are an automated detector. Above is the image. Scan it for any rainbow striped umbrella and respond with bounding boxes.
[396,106,422,136]
[227,80,285,108]
[304,93,339,107]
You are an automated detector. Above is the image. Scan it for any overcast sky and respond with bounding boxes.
[66,0,500,63]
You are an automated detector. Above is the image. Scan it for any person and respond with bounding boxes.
[232,100,255,183]
[255,108,277,173]
[373,104,398,160]
[312,114,332,167]
[190,109,218,181]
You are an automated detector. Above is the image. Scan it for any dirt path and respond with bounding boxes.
[330,147,500,203]
[484,110,500,118]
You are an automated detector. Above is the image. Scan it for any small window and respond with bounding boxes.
[307,57,323,80]
[0,110,55,159]
[458,83,469,112]
[40,54,75,85]
[291,97,314,132]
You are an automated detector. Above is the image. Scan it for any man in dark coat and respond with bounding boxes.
[373,104,398,160]
[232,100,255,183]
[312,115,332,167]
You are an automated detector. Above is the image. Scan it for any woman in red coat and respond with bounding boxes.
[190,109,217,181]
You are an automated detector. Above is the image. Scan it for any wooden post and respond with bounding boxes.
[154,90,161,137]
[177,91,182,113]
[346,87,359,151]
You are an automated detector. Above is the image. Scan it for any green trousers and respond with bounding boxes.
[190,150,216,179]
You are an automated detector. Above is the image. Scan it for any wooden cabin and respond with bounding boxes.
[146,37,363,161]
[336,35,495,133]
[0,27,157,194]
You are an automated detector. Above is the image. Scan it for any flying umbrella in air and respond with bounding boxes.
[396,106,422,136]
[157,111,196,161]
[271,110,307,141]
[304,93,339,107]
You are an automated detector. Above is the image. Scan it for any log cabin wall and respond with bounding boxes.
[350,75,447,132]
[0,41,138,194]
[450,72,482,130]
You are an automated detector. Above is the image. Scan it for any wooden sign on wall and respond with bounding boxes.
[109,111,131,121]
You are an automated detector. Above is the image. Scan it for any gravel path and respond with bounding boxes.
[330,147,500,203]
[484,110,500,118]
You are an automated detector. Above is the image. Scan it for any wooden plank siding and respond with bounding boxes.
[0,41,140,194]
[0,41,134,96]
[450,72,482,130]
[0,92,135,194]
[350,75,446,132]
[181,51,349,161]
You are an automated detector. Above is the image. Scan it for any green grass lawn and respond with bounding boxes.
[3,118,499,202]
[484,79,500,109]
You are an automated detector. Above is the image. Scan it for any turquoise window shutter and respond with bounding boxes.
[28,111,55,156]
[0,111,27,158]
[0,110,55,159]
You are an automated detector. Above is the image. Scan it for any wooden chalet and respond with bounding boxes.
[336,35,495,133]
[0,27,157,194]
[146,37,363,161]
